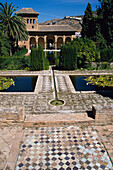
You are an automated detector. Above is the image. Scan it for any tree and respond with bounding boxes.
[0,25,11,56]
[30,45,44,71]
[81,3,94,38]
[60,45,77,70]
[97,0,113,47]
[71,38,100,68]
[0,2,28,53]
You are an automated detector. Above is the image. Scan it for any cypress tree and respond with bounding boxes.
[97,0,113,47]
[81,3,94,38]
[30,45,44,71]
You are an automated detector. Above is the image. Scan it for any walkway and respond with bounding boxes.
[0,70,113,169]
[0,124,113,170]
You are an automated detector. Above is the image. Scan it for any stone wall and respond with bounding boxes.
[92,104,113,122]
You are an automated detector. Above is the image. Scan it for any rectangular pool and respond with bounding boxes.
[70,75,112,91]
[1,76,38,92]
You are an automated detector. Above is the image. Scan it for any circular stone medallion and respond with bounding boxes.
[50,100,64,106]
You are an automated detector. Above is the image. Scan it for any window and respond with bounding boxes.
[33,19,35,24]
[27,19,29,24]
[30,19,32,24]
[32,26,34,29]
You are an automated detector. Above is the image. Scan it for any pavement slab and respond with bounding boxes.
[16,126,113,170]
[0,125,23,170]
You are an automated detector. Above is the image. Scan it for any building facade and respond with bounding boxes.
[15,8,76,51]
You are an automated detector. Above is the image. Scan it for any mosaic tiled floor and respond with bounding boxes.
[16,126,113,170]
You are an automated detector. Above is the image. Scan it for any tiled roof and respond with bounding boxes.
[37,25,75,32]
[15,8,39,15]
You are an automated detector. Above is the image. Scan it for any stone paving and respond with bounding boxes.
[0,125,23,170]
[16,126,113,170]
[0,93,113,115]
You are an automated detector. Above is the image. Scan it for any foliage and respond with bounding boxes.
[0,77,15,90]
[0,2,28,53]
[43,57,49,70]
[30,46,43,71]
[97,0,113,47]
[0,49,30,70]
[93,30,107,49]
[0,57,10,65]
[81,3,94,38]
[71,38,100,68]
[100,48,113,62]
[85,75,113,87]
[0,25,11,56]
[13,48,28,57]
[81,0,113,48]
[30,45,49,71]
[0,56,30,70]
[59,45,77,70]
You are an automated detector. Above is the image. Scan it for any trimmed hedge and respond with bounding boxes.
[30,45,49,71]
[0,56,30,70]
[0,49,30,70]
[31,46,43,71]
[13,48,28,57]
[59,45,77,70]
[43,57,49,70]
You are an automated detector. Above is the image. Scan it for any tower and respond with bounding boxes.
[15,8,39,30]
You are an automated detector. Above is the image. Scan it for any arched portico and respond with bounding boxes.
[47,35,55,49]
[38,37,44,48]
[57,37,63,49]
[30,37,36,48]
[65,37,71,44]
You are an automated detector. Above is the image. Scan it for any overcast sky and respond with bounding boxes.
[2,0,100,22]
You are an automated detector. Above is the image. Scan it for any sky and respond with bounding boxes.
[2,0,100,22]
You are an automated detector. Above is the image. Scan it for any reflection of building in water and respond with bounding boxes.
[15,8,76,50]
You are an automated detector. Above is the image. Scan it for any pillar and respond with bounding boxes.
[55,35,57,50]
[63,35,66,44]
[44,35,47,50]
[36,36,38,48]
[26,36,30,50]
[71,35,75,41]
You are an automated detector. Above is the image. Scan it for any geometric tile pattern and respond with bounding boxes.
[16,126,113,169]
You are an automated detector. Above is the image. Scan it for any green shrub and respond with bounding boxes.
[30,45,44,71]
[55,57,59,68]
[100,48,113,62]
[13,48,28,57]
[71,38,100,68]
[0,56,30,70]
[0,57,10,65]
[60,45,77,70]
[43,57,49,70]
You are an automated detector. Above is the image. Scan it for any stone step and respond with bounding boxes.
[25,110,87,115]
[24,113,94,127]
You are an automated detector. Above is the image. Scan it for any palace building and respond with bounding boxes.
[15,8,76,51]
